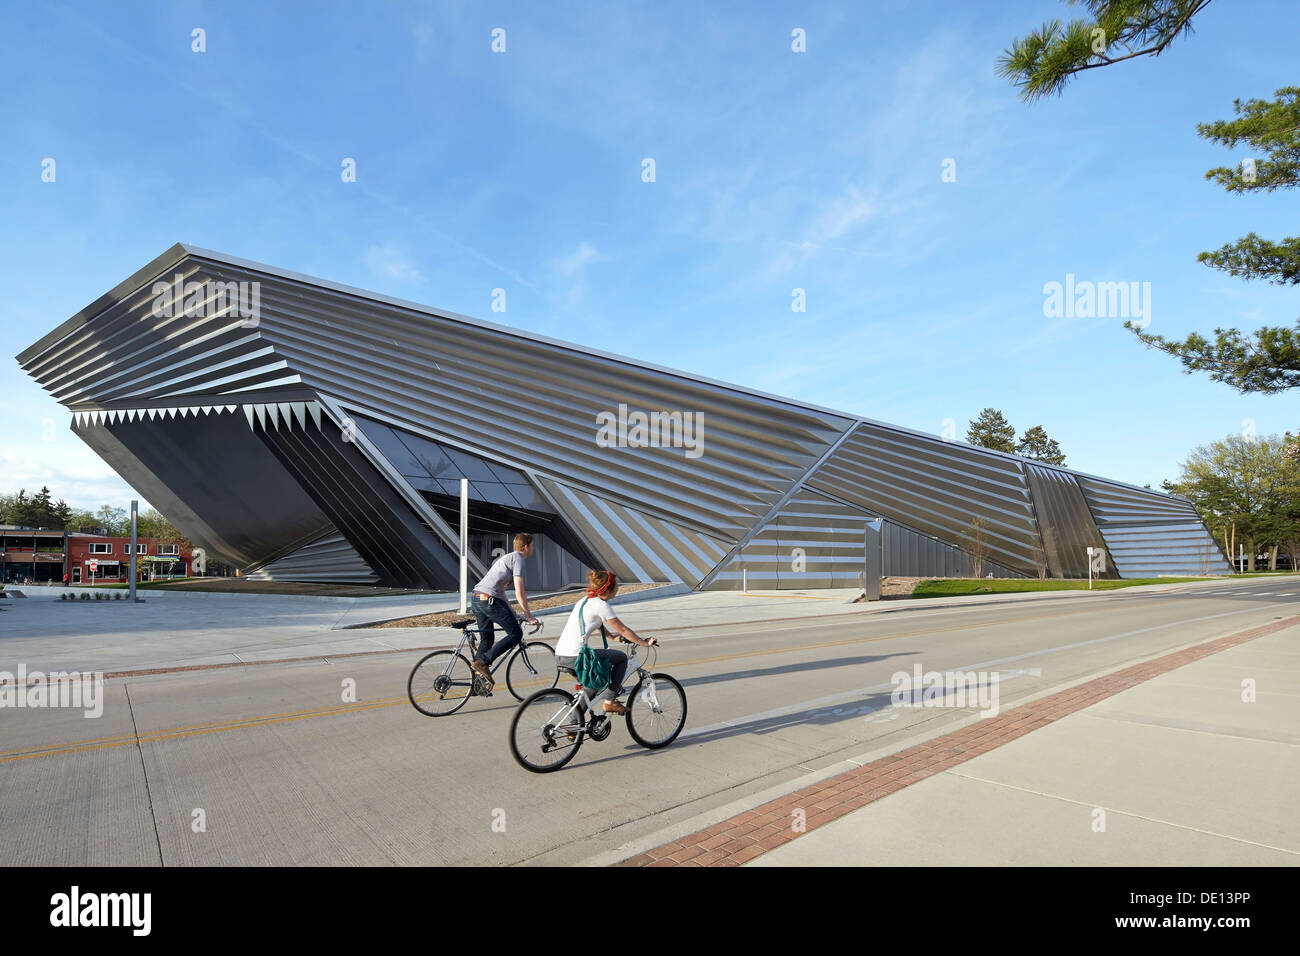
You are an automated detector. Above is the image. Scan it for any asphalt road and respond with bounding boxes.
[3,578,1297,866]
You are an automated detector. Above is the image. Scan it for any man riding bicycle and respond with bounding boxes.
[469,533,540,687]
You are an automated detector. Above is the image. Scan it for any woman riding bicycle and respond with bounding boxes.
[555,570,657,715]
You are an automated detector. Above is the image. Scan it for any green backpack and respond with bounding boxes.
[573,597,613,692]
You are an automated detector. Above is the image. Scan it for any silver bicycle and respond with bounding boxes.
[407,619,555,716]
[508,640,687,772]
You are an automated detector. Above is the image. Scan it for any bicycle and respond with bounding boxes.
[508,639,687,773]
[407,618,556,716]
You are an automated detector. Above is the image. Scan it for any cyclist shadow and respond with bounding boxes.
[572,663,932,769]
[674,652,918,689]
[570,688,907,770]
[469,652,918,718]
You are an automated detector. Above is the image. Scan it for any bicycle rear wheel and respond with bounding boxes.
[625,673,687,749]
[510,689,585,772]
[407,650,475,716]
[506,641,559,700]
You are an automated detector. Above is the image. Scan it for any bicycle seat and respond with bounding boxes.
[450,619,475,630]
[557,665,578,678]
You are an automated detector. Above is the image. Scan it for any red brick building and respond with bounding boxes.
[64,533,192,584]
[2,528,194,585]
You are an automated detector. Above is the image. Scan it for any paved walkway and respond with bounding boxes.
[613,615,1300,866]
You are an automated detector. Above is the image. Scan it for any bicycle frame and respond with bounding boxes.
[544,644,662,730]
[432,620,544,683]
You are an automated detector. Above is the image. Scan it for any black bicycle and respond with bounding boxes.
[407,619,557,716]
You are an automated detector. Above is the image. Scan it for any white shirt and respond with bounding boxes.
[556,596,619,657]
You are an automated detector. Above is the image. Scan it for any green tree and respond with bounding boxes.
[93,505,128,537]
[137,508,190,549]
[1164,433,1300,570]
[1016,425,1068,465]
[65,510,101,533]
[1127,88,1300,392]
[998,0,1211,102]
[0,491,27,525]
[967,408,1017,453]
[1000,5,1300,393]
[24,486,72,529]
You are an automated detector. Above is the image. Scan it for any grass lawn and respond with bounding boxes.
[910,577,1232,599]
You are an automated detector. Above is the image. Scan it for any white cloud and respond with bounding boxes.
[805,186,879,247]
[556,242,602,277]
[365,244,425,283]
[554,242,604,305]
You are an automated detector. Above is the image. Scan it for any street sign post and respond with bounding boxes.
[129,499,139,602]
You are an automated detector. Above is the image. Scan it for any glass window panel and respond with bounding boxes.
[502,483,552,513]
[353,418,428,476]
[483,457,529,484]
[469,481,523,508]
[442,447,498,482]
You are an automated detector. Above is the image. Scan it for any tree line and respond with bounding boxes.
[1,487,189,545]
[965,408,1067,465]
[1163,433,1300,571]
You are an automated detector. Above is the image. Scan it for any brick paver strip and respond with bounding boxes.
[615,614,1299,867]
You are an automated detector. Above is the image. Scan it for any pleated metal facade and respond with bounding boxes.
[709,487,1027,589]
[1078,477,1230,577]
[805,422,1041,570]
[1024,463,1115,579]
[245,534,379,584]
[17,244,1232,589]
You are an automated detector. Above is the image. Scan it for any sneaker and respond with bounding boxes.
[470,659,494,686]
[602,699,628,715]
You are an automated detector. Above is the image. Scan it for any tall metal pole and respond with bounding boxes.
[128,499,139,602]
[459,479,468,613]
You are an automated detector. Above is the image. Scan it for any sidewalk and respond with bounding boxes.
[615,616,1300,866]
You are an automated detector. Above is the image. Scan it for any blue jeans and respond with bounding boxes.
[471,594,523,666]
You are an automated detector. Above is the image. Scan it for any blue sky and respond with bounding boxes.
[2,0,1297,511]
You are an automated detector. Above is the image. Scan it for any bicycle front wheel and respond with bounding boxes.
[506,641,559,700]
[625,673,687,749]
[510,689,585,773]
[408,650,475,716]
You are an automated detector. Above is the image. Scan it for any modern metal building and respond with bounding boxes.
[17,245,1232,591]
